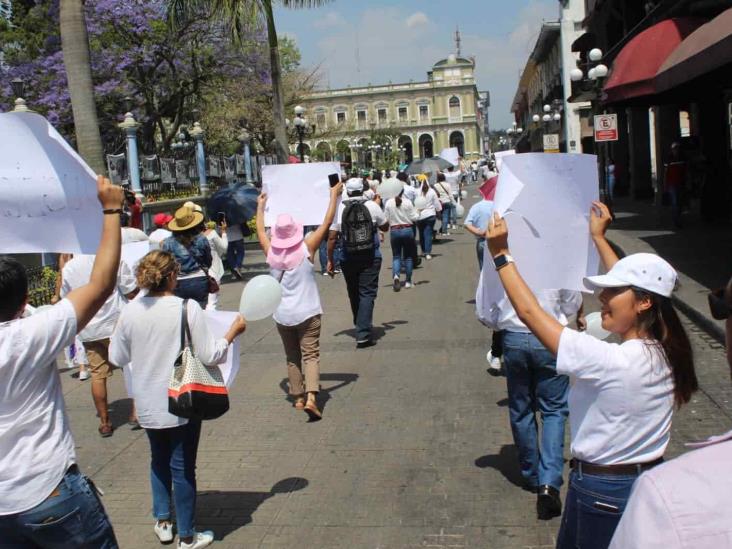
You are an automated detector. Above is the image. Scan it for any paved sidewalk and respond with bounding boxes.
[55,195,732,548]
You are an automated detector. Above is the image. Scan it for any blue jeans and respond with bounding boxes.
[556,469,639,549]
[342,257,381,342]
[502,332,568,489]
[440,204,451,233]
[175,276,209,309]
[0,465,118,548]
[390,227,416,282]
[476,239,486,271]
[145,419,202,539]
[417,216,436,255]
[226,239,245,270]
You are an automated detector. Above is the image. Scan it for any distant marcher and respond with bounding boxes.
[163,205,212,309]
[444,166,461,229]
[327,178,389,348]
[225,221,247,280]
[384,190,418,291]
[434,173,454,236]
[204,221,228,310]
[110,250,246,549]
[149,213,173,250]
[256,181,342,419]
[0,176,123,547]
[413,176,442,260]
[663,142,687,228]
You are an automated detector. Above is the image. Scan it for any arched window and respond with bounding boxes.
[449,96,461,119]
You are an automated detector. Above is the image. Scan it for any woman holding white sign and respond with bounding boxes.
[485,201,698,549]
[255,180,343,421]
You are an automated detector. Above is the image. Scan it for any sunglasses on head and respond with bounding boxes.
[708,287,732,320]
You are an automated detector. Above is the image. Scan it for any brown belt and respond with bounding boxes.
[570,457,664,476]
[391,224,413,230]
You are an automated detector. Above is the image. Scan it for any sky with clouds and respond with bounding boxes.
[274,0,559,129]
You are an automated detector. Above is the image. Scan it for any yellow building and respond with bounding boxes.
[298,55,486,167]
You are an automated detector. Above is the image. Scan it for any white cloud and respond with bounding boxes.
[406,11,429,29]
[313,11,346,29]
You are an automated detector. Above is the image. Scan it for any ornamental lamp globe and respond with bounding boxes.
[589,48,603,62]
[570,68,584,82]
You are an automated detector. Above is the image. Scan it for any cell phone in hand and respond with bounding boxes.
[328,173,340,188]
[217,212,226,223]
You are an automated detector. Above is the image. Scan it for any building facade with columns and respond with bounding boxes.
[297,55,486,168]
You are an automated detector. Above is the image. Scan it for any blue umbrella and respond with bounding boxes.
[206,183,259,225]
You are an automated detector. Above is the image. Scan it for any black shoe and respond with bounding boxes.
[393,277,401,292]
[356,339,376,349]
[231,269,243,280]
[537,485,562,520]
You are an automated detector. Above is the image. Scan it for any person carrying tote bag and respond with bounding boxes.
[110,251,245,549]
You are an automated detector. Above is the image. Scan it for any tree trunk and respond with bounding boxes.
[59,0,106,175]
[263,1,289,164]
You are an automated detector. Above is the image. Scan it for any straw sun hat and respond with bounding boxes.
[168,205,204,232]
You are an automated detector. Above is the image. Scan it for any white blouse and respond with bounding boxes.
[413,189,443,220]
[384,197,418,226]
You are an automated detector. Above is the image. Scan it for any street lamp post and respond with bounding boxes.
[189,121,208,196]
[10,77,29,112]
[293,105,307,162]
[238,128,253,184]
[118,112,142,197]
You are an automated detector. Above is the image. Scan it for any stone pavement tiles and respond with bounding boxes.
[57,195,732,548]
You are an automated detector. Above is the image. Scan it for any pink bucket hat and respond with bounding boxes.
[267,214,305,271]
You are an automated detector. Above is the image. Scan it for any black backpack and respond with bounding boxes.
[342,200,375,255]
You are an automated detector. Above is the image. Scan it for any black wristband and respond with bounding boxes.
[102,208,123,215]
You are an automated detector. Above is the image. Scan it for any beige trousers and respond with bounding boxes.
[276,314,321,395]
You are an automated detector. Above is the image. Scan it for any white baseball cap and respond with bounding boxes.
[345,178,364,194]
[584,253,677,297]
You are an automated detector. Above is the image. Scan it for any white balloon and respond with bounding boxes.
[455,203,465,218]
[584,311,611,340]
[460,190,467,199]
[239,275,282,321]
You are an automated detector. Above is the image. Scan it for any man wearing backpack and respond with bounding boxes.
[327,178,389,348]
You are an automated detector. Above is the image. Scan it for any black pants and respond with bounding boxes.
[341,257,382,342]
[491,330,504,358]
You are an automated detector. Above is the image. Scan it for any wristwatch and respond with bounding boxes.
[493,253,515,271]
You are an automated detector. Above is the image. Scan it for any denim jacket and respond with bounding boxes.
[162,234,212,275]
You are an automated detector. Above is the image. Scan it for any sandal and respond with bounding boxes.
[98,423,113,438]
[304,401,322,421]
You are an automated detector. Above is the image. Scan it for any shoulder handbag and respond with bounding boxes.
[168,300,229,420]
[188,241,220,294]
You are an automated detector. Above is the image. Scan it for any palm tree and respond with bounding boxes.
[168,0,332,164]
[59,0,106,175]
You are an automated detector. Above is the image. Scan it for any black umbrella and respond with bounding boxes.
[405,157,454,175]
[206,183,259,225]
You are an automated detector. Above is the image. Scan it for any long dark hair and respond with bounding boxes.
[395,189,404,208]
[421,180,430,196]
[175,225,202,248]
[633,287,698,407]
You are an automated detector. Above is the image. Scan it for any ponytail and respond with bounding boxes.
[421,181,430,195]
[633,288,698,407]
[395,189,404,208]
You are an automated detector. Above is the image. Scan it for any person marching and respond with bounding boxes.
[485,201,698,549]
[383,189,419,291]
[203,220,228,311]
[256,181,343,419]
[434,172,455,236]
[413,175,442,261]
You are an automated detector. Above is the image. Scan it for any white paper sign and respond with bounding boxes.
[204,310,241,388]
[479,153,600,312]
[493,150,516,171]
[439,147,460,167]
[262,162,340,227]
[0,112,102,254]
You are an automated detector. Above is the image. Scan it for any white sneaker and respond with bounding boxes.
[486,351,502,373]
[78,369,90,381]
[154,521,174,544]
[425,254,432,260]
[178,531,214,549]
[404,282,413,289]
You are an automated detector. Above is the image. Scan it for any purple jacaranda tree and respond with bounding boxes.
[0,0,269,155]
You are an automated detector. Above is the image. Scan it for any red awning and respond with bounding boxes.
[603,17,705,103]
[655,8,732,92]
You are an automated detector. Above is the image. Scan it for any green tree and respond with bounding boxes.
[59,0,106,174]
[168,0,332,164]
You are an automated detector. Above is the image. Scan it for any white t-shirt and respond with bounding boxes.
[109,296,229,429]
[61,255,137,342]
[330,196,387,232]
[270,245,323,327]
[402,183,417,203]
[149,228,172,250]
[122,227,148,244]
[445,171,461,194]
[0,300,77,515]
[557,328,674,465]
[413,189,442,220]
[480,290,582,333]
[384,197,419,226]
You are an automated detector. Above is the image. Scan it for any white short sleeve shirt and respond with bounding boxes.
[330,197,386,232]
[0,300,77,515]
[557,328,675,464]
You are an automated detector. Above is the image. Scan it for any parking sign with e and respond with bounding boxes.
[594,114,618,142]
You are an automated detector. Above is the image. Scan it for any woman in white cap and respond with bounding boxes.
[255,181,343,420]
[163,205,212,309]
[485,201,698,549]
